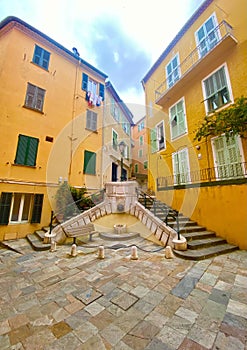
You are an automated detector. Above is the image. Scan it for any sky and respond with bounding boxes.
[0,0,204,120]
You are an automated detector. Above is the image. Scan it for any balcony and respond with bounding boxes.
[157,162,247,190]
[155,21,237,106]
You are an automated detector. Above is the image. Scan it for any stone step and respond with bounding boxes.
[26,233,51,251]
[173,243,239,260]
[99,232,140,241]
[187,237,226,249]
[183,230,216,241]
[179,225,207,234]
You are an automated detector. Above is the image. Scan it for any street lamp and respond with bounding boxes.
[119,141,126,182]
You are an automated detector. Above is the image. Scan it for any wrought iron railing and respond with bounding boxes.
[49,189,105,228]
[157,162,247,188]
[155,20,236,101]
[137,190,180,239]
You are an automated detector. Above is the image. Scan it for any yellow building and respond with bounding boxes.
[131,116,148,190]
[0,16,108,241]
[102,81,134,184]
[142,0,247,249]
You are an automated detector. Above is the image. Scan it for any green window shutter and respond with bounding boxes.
[83,150,96,175]
[0,192,12,225]
[213,135,242,178]
[26,137,39,166]
[99,83,105,101]
[113,130,118,150]
[150,128,157,153]
[82,73,88,90]
[31,194,44,223]
[15,135,39,166]
[15,135,29,165]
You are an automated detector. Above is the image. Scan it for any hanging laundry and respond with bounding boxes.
[96,95,102,107]
[85,91,91,102]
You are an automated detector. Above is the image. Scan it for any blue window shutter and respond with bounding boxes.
[31,194,44,223]
[0,192,12,225]
[99,83,105,101]
[82,73,88,90]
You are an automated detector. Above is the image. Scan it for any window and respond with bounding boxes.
[212,135,243,179]
[150,122,165,153]
[83,150,96,175]
[144,161,148,170]
[150,128,157,153]
[81,73,105,100]
[86,110,97,131]
[24,83,45,112]
[138,149,143,158]
[15,135,39,167]
[166,54,180,88]
[138,121,145,132]
[122,122,130,135]
[112,130,118,151]
[139,136,144,146]
[134,164,139,173]
[157,122,165,151]
[195,14,219,58]
[203,66,231,113]
[170,98,187,139]
[0,193,43,225]
[172,148,190,185]
[32,45,50,69]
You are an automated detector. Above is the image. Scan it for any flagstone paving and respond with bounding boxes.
[0,237,246,349]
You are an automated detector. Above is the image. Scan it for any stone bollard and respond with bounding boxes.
[165,246,174,259]
[98,246,105,259]
[131,245,138,260]
[70,244,77,257]
[50,240,57,252]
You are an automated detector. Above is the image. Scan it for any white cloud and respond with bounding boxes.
[0,0,205,121]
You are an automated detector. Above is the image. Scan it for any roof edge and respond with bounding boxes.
[0,16,108,79]
[141,0,214,84]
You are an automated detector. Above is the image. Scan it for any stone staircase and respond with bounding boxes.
[139,198,239,260]
[26,227,52,251]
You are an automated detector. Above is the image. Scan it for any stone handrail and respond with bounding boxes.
[52,199,178,246]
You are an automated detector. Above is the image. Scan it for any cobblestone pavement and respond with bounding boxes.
[0,235,246,350]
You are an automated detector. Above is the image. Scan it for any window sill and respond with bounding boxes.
[85,128,98,133]
[22,105,44,114]
[12,163,37,169]
[30,61,49,72]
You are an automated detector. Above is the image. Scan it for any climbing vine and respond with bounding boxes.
[194,96,247,141]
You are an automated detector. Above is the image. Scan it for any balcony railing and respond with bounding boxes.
[157,162,247,189]
[155,20,237,102]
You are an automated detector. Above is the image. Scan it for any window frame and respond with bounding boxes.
[156,121,165,151]
[14,134,39,167]
[83,150,96,175]
[211,134,244,179]
[24,83,45,112]
[86,109,97,131]
[81,73,105,100]
[166,54,180,89]
[202,63,232,114]
[112,129,118,151]
[0,192,43,225]
[169,97,188,140]
[172,148,191,185]
[32,45,50,70]
[195,13,220,58]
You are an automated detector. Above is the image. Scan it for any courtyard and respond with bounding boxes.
[0,234,246,350]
